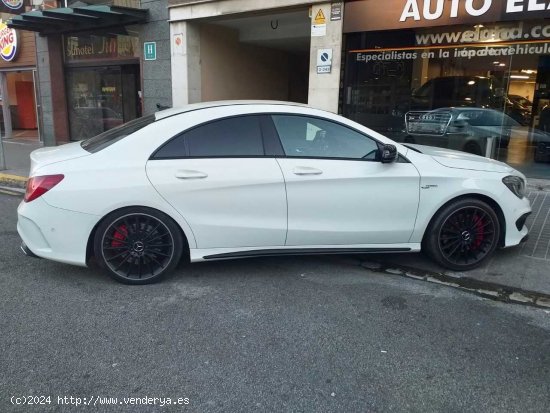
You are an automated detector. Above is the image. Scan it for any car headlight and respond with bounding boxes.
[502,175,526,199]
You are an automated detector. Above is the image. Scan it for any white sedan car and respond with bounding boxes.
[18,101,531,284]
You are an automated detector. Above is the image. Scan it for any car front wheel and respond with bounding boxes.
[94,207,184,284]
[423,198,500,271]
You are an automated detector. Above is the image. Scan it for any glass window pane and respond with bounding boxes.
[154,116,264,158]
[342,19,550,178]
[81,114,155,153]
[272,115,379,160]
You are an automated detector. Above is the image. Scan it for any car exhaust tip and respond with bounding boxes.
[20,242,40,259]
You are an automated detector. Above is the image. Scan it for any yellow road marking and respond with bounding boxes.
[0,173,28,182]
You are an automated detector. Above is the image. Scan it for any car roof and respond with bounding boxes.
[154,100,310,121]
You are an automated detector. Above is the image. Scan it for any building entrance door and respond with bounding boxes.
[66,64,140,140]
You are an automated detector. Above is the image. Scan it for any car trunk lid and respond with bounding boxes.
[30,142,90,175]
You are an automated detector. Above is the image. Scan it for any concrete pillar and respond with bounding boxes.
[0,72,13,140]
[35,34,69,146]
[307,2,343,114]
[171,20,202,107]
[140,0,173,115]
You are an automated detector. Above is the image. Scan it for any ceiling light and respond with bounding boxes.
[521,69,536,74]
[510,75,530,79]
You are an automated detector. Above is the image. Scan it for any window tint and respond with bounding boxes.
[271,115,379,160]
[154,116,265,158]
[81,114,155,153]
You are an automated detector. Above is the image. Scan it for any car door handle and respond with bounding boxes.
[292,166,323,175]
[175,170,208,179]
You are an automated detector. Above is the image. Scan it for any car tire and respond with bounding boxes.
[423,198,500,271]
[93,207,184,285]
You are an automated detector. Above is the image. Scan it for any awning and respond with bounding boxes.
[7,5,148,36]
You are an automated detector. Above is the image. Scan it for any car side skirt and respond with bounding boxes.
[190,243,421,262]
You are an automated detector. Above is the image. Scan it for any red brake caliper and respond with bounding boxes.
[111,225,128,247]
[473,216,484,250]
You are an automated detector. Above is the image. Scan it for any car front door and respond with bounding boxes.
[271,114,420,246]
[146,115,287,249]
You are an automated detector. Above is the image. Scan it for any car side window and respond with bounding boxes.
[154,115,265,158]
[271,115,379,160]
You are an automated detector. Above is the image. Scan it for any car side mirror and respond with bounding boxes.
[380,144,398,163]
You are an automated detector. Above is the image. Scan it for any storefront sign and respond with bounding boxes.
[64,35,139,62]
[344,0,550,33]
[0,20,17,62]
[0,0,28,14]
[349,21,550,60]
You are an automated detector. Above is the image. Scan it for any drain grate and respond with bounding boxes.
[520,191,550,260]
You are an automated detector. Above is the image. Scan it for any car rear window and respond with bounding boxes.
[81,114,156,153]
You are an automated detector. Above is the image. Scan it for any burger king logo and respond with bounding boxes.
[2,0,24,10]
[0,21,17,62]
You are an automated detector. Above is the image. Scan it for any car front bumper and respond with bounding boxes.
[502,194,531,248]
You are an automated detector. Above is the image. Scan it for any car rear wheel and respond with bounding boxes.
[94,207,183,284]
[423,198,500,271]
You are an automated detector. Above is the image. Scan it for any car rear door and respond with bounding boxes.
[146,115,287,249]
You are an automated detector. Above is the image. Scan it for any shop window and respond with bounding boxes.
[343,19,550,177]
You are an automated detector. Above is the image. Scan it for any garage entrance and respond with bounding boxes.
[197,8,311,103]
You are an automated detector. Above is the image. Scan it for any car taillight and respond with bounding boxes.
[24,174,64,203]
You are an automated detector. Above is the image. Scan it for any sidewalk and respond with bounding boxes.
[0,138,42,188]
[360,185,550,307]
[1,138,549,305]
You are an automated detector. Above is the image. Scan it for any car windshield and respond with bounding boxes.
[81,114,156,153]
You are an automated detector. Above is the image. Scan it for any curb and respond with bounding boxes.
[0,173,27,189]
[359,259,550,309]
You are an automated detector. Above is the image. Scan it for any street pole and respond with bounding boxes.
[0,72,6,170]
[0,127,5,170]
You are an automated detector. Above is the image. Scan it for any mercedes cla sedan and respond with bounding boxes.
[18,101,531,284]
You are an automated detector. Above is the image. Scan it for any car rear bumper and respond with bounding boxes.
[17,198,99,267]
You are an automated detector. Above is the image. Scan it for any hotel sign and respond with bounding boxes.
[64,35,139,62]
[344,0,550,32]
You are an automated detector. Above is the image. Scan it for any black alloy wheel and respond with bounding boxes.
[94,208,184,284]
[424,199,500,271]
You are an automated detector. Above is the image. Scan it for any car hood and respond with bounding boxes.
[407,144,514,173]
[30,141,90,175]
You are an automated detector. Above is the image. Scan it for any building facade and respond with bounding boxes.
[167,0,344,113]
[6,0,550,179]
[1,0,38,141]
[9,0,172,145]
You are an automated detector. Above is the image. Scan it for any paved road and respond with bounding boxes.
[1,193,549,412]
